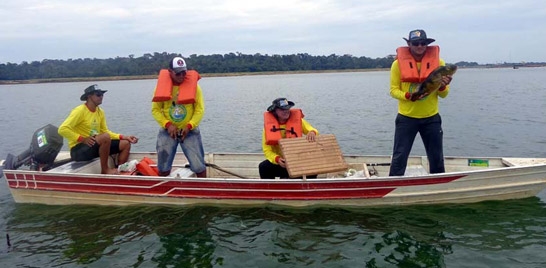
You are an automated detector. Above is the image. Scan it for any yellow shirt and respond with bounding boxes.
[151,84,205,129]
[58,104,120,149]
[389,59,450,118]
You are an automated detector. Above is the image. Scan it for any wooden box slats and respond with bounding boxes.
[279,134,348,178]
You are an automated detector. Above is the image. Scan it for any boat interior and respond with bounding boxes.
[39,151,535,179]
[5,133,545,179]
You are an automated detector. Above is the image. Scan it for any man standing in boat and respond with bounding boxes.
[388,29,454,176]
[259,98,318,179]
[58,84,139,174]
[151,56,207,177]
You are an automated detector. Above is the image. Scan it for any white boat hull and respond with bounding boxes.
[3,152,546,207]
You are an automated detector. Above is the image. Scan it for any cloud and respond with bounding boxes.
[1,0,545,64]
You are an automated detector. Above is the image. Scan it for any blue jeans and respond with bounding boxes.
[156,127,206,174]
[389,113,445,176]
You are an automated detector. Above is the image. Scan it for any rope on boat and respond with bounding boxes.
[206,163,249,179]
[366,163,391,166]
[184,163,249,179]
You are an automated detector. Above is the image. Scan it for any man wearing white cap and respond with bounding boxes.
[151,56,207,177]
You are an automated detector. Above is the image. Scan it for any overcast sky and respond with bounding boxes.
[1,0,545,65]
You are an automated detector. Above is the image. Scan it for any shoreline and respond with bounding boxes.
[2,65,540,85]
[0,69,388,85]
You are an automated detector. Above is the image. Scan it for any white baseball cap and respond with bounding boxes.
[169,57,187,73]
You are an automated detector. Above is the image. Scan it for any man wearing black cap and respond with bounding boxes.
[388,29,454,176]
[259,97,319,179]
[58,84,139,174]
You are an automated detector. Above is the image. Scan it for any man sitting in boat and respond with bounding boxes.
[58,84,139,174]
[259,98,319,179]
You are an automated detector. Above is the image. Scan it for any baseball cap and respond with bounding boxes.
[169,57,187,74]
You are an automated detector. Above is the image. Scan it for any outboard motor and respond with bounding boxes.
[1,124,63,176]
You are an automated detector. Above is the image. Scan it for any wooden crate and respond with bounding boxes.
[279,134,348,178]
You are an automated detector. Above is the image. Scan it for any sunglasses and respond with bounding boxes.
[411,41,428,46]
[95,92,104,97]
[174,71,187,77]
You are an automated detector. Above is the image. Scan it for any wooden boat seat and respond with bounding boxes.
[279,134,348,178]
[502,158,546,167]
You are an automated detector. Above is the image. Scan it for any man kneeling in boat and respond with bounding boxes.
[259,98,319,179]
[58,84,139,174]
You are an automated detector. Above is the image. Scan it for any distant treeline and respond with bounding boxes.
[0,52,394,81]
[0,52,481,81]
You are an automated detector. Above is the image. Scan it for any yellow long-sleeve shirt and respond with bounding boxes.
[389,59,450,118]
[151,84,205,129]
[58,104,120,149]
[262,118,318,164]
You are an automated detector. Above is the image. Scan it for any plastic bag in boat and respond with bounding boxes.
[118,159,139,173]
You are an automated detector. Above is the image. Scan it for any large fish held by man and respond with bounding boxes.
[411,64,457,101]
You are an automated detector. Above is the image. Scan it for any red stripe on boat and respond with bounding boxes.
[4,173,465,200]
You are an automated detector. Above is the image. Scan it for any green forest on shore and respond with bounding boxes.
[3,51,540,84]
[0,52,398,83]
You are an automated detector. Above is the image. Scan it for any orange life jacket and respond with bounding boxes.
[136,157,159,176]
[396,46,440,83]
[264,109,303,145]
[152,69,201,104]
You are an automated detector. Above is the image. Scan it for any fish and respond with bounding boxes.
[411,64,457,101]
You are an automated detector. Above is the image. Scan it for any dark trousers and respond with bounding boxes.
[70,140,121,161]
[259,160,317,179]
[389,113,445,176]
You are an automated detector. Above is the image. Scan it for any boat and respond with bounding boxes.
[2,151,546,207]
[2,124,546,207]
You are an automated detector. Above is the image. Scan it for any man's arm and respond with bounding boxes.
[58,106,85,144]
[262,130,281,164]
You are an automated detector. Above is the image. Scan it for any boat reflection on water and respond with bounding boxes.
[4,197,546,267]
[4,205,219,266]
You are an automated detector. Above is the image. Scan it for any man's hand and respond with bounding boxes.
[307,131,317,142]
[83,136,97,147]
[167,124,178,139]
[124,135,139,144]
[441,75,453,87]
[278,157,287,168]
[178,126,190,141]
